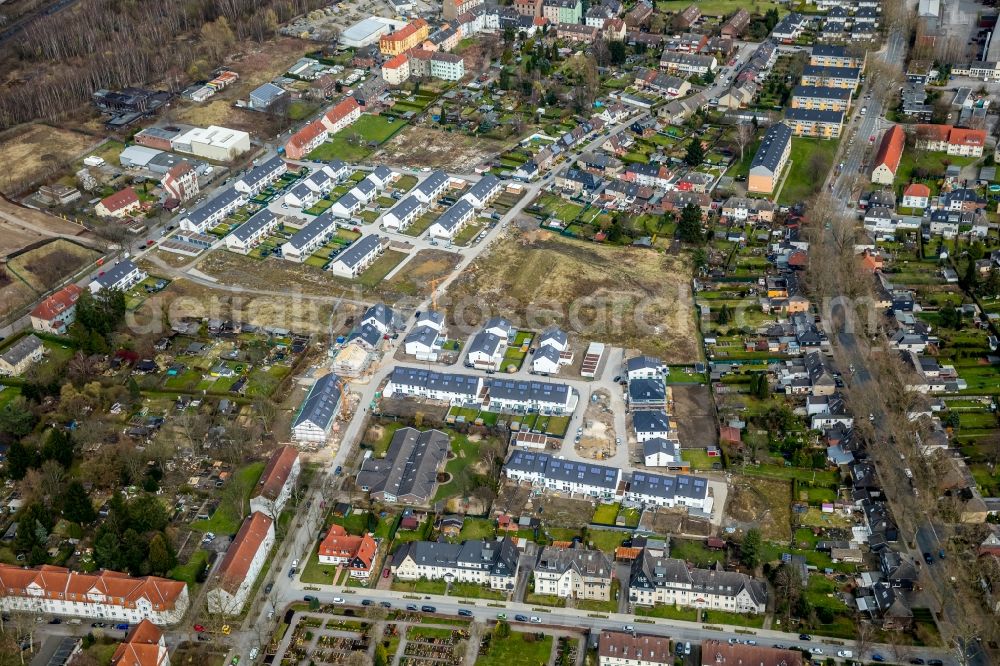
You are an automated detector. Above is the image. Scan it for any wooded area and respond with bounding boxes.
[0,0,327,129]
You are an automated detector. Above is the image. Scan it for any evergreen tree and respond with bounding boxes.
[61,480,97,525]
[741,528,762,569]
[717,304,731,326]
[677,204,705,244]
[6,440,36,480]
[0,396,37,438]
[147,533,176,575]
[685,137,705,166]
[41,429,74,469]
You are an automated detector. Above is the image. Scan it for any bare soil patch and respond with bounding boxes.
[383,249,462,301]
[444,228,699,362]
[726,476,791,541]
[671,384,717,449]
[531,495,594,529]
[370,125,513,172]
[577,389,615,460]
[8,239,100,291]
[0,124,98,195]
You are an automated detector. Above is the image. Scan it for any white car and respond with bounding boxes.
[622,625,634,632]
[333,597,345,604]
[811,648,825,655]
[291,559,299,568]
[249,648,259,661]
[837,651,854,658]
[529,616,541,624]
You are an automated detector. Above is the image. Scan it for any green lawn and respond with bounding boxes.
[402,211,438,236]
[356,250,408,287]
[345,114,405,144]
[523,592,566,608]
[307,137,373,162]
[703,609,766,628]
[408,626,455,640]
[368,421,405,456]
[391,578,448,594]
[586,529,625,553]
[682,449,717,470]
[190,462,265,534]
[449,581,505,600]
[168,549,208,585]
[432,433,485,502]
[476,632,553,666]
[635,604,699,621]
[777,137,840,205]
[592,503,620,526]
[457,518,497,541]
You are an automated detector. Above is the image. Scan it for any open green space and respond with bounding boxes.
[190,462,265,534]
[777,137,840,205]
[448,581,505,600]
[475,631,553,666]
[592,503,620,525]
[635,604,700,621]
[391,578,448,594]
[356,250,408,288]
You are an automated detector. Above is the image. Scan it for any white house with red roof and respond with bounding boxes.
[30,284,82,334]
[112,620,170,666]
[318,525,379,579]
[95,187,141,218]
[0,564,188,623]
[902,183,930,210]
[250,446,301,518]
[321,97,362,134]
[208,512,274,614]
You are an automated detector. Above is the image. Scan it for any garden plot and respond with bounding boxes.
[369,125,512,172]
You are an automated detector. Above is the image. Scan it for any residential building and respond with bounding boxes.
[462,174,502,208]
[659,52,717,75]
[542,0,582,24]
[626,355,666,380]
[748,123,792,193]
[30,284,82,335]
[428,199,475,239]
[280,211,339,262]
[250,445,301,518]
[430,52,466,81]
[383,195,424,231]
[225,209,279,254]
[291,372,343,443]
[96,187,141,218]
[162,163,199,202]
[914,124,987,156]
[329,234,383,278]
[284,120,328,160]
[357,428,450,504]
[318,525,379,578]
[412,170,451,203]
[467,330,505,370]
[208,512,275,614]
[674,5,700,28]
[642,438,683,468]
[0,564,188,624]
[771,12,806,41]
[534,546,614,600]
[383,366,483,404]
[380,19,430,55]
[871,125,905,185]
[391,538,519,590]
[800,64,861,89]
[784,108,843,139]
[699,642,803,666]
[90,259,147,294]
[514,0,542,16]
[443,0,483,19]
[234,156,286,196]
[600,631,672,666]
[178,187,246,233]
[557,22,599,42]
[624,472,711,511]
[0,334,44,376]
[721,197,775,222]
[628,550,767,613]
[322,97,362,134]
[112,620,170,666]
[790,85,852,112]
[902,183,930,209]
[720,8,750,38]
[810,44,866,69]
[504,451,621,498]
[382,53,411,85]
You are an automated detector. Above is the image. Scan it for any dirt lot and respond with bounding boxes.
[165,37,314,136]
[671,384,717,449]
[642,509,712,537]
[497,481,532,517]
[444,229,699,362]
[0,124,100,195]
[370,125,513,172]
[529,495,594,529]
[577,389,615,460]
[384,249,462,303]
[725,476,792,541]
[7,239,100,291]
[0,197,98,248]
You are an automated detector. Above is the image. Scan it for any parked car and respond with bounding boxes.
[421,605,436,613]
[249,648,259,661]
[514,614,528,622]
[799,634,812,641]
[333,597,345,604]
[529,616,542,624]
[379,601,392,608]
[303,595,316,602]
[361,599,372,606]
[406,605,419,611]
[837,651,853,658]
[194,625,205,633]
[923,552,934,564]
[684,642,691,655]
[872,655,885,662]
[264,583,273,594]
[115,624,130,631]
[458,609,473,617]
[909,659,925,664]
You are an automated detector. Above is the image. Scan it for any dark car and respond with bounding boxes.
[799,634,812,641]
[361,599,372,606]
[406,604,418,611]
[48,618,61,624]
[303,595,316,602]
[927,660,943,666]
[458,609,473,617]
[379,601,392,608]
[335,466,342,475]
[92,623,107,628]
[923,552,934,564]
[515,614,528,622]
[909,659,925,664]
[264,583,273,594]
[420,605,436,613]
[115,624,130,631]
[872,655,885,662]
[197,635,211,642]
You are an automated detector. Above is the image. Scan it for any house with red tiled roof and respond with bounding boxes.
[95,187,141,219]
[0,564,188,623]
[321,97,362,135]
[871,125,905,185]
[317,525,379,579]
[30,284,82,334]
[112,620,170,666]
[902,182,930,209]
[208,512,274,614]
[284,120,328,160]
[915,124,987,157]
[860,250,884,273]
[250,445,300,518]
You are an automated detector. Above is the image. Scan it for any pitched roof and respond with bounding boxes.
[873,125,905,174]
[100,187,140,213]
[287,119,327,153]
[699,641,803,666]
[111,620,167,666]
[0,564,186,611]
[293,372,342,432]
[30,284,82,321]
[904,182,930,198]
[216,512,273,594]
[318,524,378,568]
[750,123,791,175]
[325,97,361,125]
[600,631,672,664]
[255,445,299,501]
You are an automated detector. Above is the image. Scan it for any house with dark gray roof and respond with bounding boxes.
[291,373,342,442]
[629,549,767,612]
[504,451,621,498]
[356,428,450,504]
[534,547,614,600]
[467,331,505,370]
[362,303,398,335]
[625,472,710,511]
[234,156,286,195]
[642,438,683,468]
[749,123,792,194]
[329,234,382,278]
[89,259,147,294]
[628,378,666,409]
[391,537,519,589]
[626,355,666,379]
[0,335,44,376]
[632,409,673,442]
[383,367,483,403]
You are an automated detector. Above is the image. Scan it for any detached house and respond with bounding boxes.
[30,284,82,334]
[534,546,614,600]
[628,550,767,613]
[250,445,301,518]
[96,187,141,219]
[391,538,519,590]
[208,512,274,614]
[0,334,44,376]
[871,125,905,185]
[318,525,378,579]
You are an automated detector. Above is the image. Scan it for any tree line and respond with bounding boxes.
[0,0,328,129]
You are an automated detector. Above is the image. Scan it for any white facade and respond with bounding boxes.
[207,514,275,615]
[249,453,301,518]
[89,260,147,294]
[430,55,466,81]
[173,126,251,162]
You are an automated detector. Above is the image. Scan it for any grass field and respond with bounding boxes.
[476,632,553,666]
[445,229,699,363]
[6,239,100,293]
[592,503,620,525]
[0,124,96,195]
[190,462,265,534]
[448,581,505,600]
[777,137,840,205]
[656,0,786,16]
[357,250,408,287]
[635,604,699,621]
